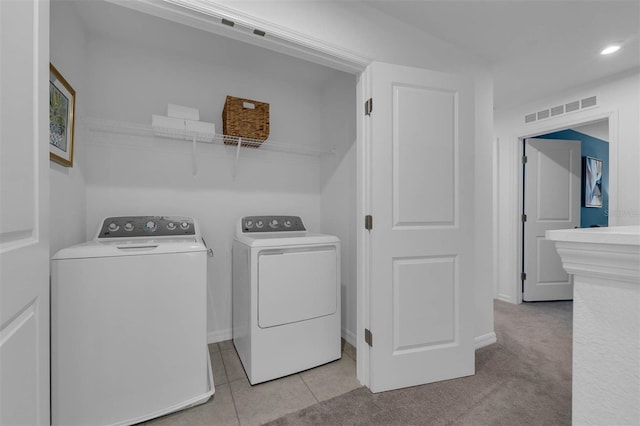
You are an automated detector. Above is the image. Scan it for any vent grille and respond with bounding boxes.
[537,109,550,120]
[550,105,564,116]
[565,101,580,113]
[581,96,597,108]
[524,95,597,124]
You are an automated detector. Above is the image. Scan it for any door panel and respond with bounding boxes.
[523,138,580,301]
[393,256,456,350]
[0,0,50,424]
[393,85,455,227]
[368,62,474,392]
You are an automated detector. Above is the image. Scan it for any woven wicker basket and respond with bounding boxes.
[222,96,269,147]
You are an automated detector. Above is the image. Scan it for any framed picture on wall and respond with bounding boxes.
[49,64,76,167]
[584,156,603,208]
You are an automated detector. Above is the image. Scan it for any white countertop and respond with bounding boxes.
[546,225,640,246]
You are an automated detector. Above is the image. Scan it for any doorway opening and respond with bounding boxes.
[519,118,610,302]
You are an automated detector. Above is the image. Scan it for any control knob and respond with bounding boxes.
[166,222,176,231]
[269,219,279,228]
[124,222,134,232]
[107,222,119,232]
[256,220,264,228]
[283,219,292,228]
[144,220,157,232]
[180,221,190,230]
[245,220,254,229]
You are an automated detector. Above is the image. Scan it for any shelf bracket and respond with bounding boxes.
[192,136,198,176]
[232,137,243,179]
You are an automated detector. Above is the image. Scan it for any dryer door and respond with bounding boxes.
[258,247,337,328]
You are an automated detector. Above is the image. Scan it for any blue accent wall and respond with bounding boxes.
[538,129,609,227]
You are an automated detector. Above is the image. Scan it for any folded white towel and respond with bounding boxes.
[167,104,199,121]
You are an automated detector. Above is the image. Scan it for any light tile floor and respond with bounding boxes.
[142,340,360,426]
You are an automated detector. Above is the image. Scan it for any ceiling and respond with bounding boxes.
[72,1,639,110]
[366,1,640,109]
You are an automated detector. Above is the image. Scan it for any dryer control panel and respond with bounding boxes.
[241,216,306,233]
[98,216,195,238]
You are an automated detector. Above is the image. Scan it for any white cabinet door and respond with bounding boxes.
[523,138,580,301]
[366,62,474,392]
[0,0,50,424]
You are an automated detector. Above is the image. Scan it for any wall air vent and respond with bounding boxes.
[550,105,564,116]
[565,101,580,113]
[581,96,597,108]
[524,95,597,124]
[537,109,550,120]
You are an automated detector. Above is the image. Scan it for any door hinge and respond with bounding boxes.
[521,272,527,281]
[521,214,527,222]
[364,328,373,347]
[522,155,528,164]
[365,98,373,116]
[365,215,373,231]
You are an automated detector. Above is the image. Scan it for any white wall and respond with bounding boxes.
[217,0,496,345]
[79,6,354,341]
[495,70,640,303]
[319,73,357,344]
[49,0,87,255]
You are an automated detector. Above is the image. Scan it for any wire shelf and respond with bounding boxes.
[83,117,333,157]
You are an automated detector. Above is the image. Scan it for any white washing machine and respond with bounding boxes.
[232,215,341,384]
[51,216,214,426]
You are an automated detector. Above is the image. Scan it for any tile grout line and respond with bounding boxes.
[219,345,243,425]
[298,373,320,403]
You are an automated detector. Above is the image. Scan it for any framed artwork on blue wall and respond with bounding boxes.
[584,156,603,208]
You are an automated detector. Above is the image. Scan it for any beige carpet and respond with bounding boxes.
[267,300,572,425]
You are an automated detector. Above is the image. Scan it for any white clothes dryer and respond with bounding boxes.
[51,216,213,426]
[232,216,341,384]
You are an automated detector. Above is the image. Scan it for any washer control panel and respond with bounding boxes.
[241,216,305,233]
[98,216,195,238]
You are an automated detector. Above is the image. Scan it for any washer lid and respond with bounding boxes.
[51,237,206,260]
[234,232,339,248]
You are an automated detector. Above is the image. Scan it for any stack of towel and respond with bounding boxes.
[152,104,216,141]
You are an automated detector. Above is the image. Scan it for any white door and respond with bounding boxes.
[523,138,580,301]
[366,62,475,392]
[0,0,50,424]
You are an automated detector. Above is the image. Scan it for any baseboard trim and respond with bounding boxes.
[475,332,497,349]
[342,327,357,347]
[210,327,495,349]
[208,329,232,344]
[497,294,515,303]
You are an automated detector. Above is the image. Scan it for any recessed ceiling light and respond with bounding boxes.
[601,44,621,55]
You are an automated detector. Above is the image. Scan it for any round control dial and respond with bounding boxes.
[124,222,134,232]
[107,222,119,232]
[180,221,190,230]
[245,220,254,229]
[283,219,292,228]
[166,222,176,231]
[256,220,264,228]
[144,220,157,232]
[269,219,279,228]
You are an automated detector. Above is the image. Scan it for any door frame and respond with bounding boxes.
[507,111,617,304]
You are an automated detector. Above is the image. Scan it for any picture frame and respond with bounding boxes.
[584,156,603,208]
[49,64,75,167]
